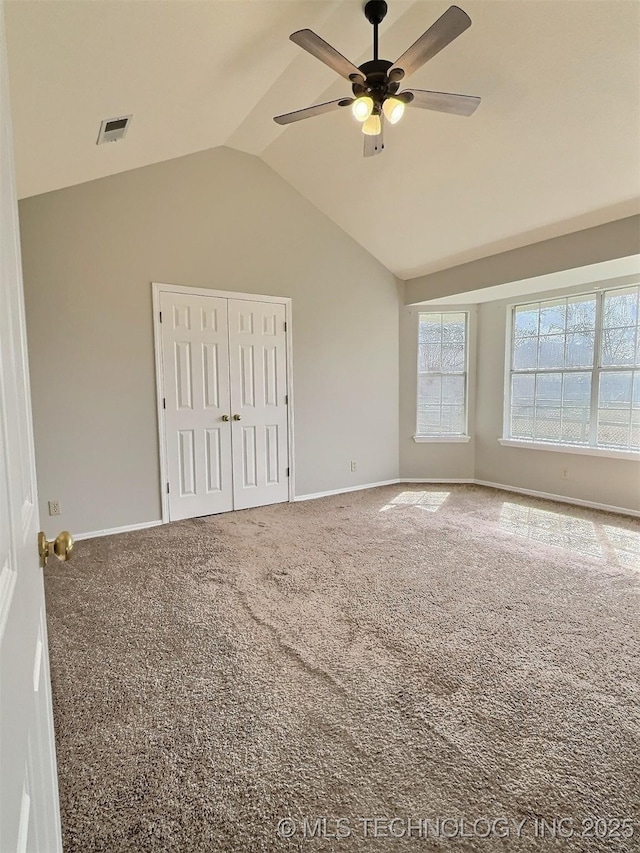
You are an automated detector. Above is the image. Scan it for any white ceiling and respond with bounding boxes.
[5,0,640,280]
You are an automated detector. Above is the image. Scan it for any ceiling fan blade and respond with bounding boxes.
[403,89,480,116]
[290,29,365,84]
[388,6,471,82]
[273,98,353,126]
[363,120,384,158]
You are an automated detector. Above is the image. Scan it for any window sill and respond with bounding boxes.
[414,435,471,444]
[498,438,640,461]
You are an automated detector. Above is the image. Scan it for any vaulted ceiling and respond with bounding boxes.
[5,0,640,279]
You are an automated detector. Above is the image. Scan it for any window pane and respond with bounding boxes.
[514,305,539,335]
[512,374,535,406]
[539,299,566,334]
[565,332,594,367]
[513,336,537,370]
[441,406,464,434]
[441,313,465,344]
[441,344,465,371]
[418,344,443,371]
[442,375,465,404]
[533,406,562,442]
[597,371,634,448]
[511,406,535,438]
[561,373,591,443]
[562,372,591,405]
[533,373,561,441]
[417,405,441,435]
[599,371,632,406]
[601,327,637,367]
[419,374,442,405]
[632,408,640,450]
[536,373,562,404]
[632,371,640,448]
[419,314,442,343]
[603,286,639,329]
[538,335,564,369]
[566,296,596,332]
[561,410,590,443]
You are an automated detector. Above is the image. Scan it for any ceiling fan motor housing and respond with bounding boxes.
[364,1,388,26]
[352,59,399,105]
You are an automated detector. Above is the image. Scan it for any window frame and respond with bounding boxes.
[503,285,640,457]
[415,310,470,442]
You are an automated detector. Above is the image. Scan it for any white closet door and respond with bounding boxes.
[161,292,233,519]
[228,300,289,510]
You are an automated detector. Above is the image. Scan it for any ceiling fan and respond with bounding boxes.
[273,1,481,157]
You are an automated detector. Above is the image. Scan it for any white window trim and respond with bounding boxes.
[415,310,470,440]
[503,285,640,456]
[498,438,639,461]
[414,435,471,443]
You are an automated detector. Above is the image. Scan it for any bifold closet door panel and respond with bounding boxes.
[228,299,289,510]
[161,292,233,519]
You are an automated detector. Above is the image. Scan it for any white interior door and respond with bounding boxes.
[229,299,290,510]
[161,292,233,520]
[0,3,63,849]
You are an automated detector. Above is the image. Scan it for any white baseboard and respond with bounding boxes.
[296,477,639,518]
[75,519,164,541]
[474,479,640,518]
[76,479,639,539]
[294,479,401,502]
[400,478,475,484]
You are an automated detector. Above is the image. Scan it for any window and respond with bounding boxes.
[416,312,468,438]
[507,284,640,452]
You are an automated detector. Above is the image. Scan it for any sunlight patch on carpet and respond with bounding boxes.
[499,502,602,558]
[602,524,640,571]
[379,490,450,513]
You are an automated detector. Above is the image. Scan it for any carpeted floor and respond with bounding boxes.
[44,484,640,852]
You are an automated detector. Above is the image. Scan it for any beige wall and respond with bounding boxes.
[399,305,476,481]
[405,215,640,305]
[19,146,400,536]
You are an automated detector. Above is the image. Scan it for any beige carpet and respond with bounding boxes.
[44,484,640,852]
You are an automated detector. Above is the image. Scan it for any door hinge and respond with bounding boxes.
[286,467,290,477]
[166,482,170,494]
[284,321,287,332]
[285,394,288,405]
[163,397,166,409]
[159,311,163,323]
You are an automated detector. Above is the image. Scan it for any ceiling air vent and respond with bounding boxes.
[96,115,132,145]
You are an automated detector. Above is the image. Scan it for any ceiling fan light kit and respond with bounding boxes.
[382,97,405,125]
[273,1,481,157]
[352,96,374,122]
[362,112,382,136]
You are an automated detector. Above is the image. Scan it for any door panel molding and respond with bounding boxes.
[1,2,63,845]
[152,282,294,522]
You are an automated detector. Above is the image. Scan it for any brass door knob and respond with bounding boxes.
[221,415,230,422]
[233,414,241,421]
[38,531,74,568]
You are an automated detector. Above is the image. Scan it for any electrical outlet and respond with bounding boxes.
[350,460,357,472]
[48,500,61,516]
[561,468,569,480]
